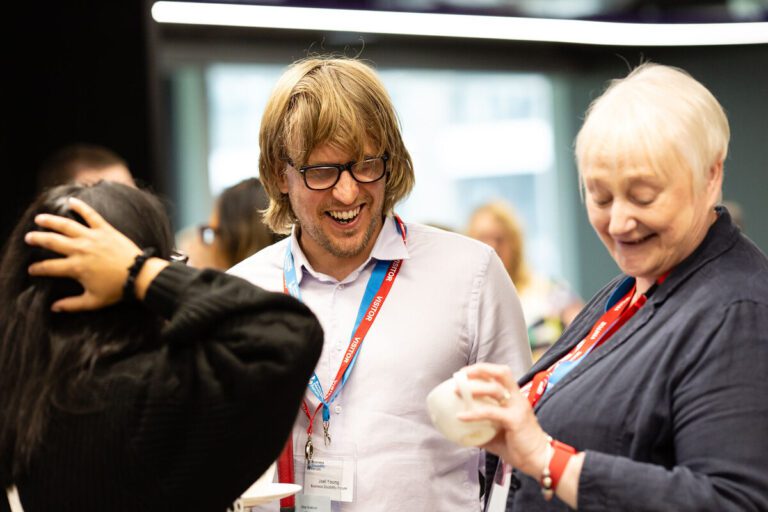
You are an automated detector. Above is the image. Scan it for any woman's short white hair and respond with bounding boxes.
[575,63,729,189]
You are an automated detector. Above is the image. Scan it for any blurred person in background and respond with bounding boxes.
[36,143,136,191]
[230,56,532,512]
[181,178,280,270]
[467,201,583,359]
[1,181,322,511]
[458,63,768,511]
[721,199,745,231]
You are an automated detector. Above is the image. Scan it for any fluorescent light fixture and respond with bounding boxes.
[151,2,768,46]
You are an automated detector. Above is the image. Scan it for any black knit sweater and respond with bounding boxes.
[3,264,323,511]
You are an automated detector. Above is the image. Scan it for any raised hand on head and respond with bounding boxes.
[25,197,144,312]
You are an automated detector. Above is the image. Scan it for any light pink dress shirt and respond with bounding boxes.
[230,216,532,511]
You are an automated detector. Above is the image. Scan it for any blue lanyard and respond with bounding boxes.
[283,218,406,423]
[546,277,636,389]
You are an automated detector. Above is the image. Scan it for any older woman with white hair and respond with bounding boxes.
[458,63,768,511]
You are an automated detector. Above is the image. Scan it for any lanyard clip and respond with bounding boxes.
[305,435,314,467]
[322,420,332,447]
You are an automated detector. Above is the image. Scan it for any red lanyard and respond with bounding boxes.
[521,274,667,409]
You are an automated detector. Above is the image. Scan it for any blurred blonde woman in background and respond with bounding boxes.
[467,201,583,358]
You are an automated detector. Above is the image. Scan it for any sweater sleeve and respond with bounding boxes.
[133,263,323,509]
[578,300,768,512]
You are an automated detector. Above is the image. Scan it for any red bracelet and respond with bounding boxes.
[540,437,577,501]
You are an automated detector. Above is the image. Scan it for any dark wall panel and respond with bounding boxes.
[1,0,159,241]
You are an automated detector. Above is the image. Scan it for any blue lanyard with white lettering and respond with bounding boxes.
[282,216,406,448]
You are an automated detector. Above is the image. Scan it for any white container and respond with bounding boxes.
[426,369,500,447]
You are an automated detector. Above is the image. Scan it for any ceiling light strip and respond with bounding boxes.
[151,2,768,46]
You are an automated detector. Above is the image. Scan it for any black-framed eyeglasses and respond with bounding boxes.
[198,224,219,246]
[288,154,388,191]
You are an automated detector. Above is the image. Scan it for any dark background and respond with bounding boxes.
[2,0,161,242]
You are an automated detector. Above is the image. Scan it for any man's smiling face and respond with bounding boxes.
[280,142,386,265]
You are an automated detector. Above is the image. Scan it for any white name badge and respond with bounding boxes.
[296,494,331,512]
[303,455,355,502]
[296,442,356,503]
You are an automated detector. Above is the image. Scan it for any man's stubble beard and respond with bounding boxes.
[301,212,382,259]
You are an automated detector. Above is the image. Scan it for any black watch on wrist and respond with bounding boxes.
[123,247,157,302]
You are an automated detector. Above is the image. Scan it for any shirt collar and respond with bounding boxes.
[287,215,410,284]
[606,276,635,311]
[635,205,737,306]
[287,227,310,285]
[370,215,410,263]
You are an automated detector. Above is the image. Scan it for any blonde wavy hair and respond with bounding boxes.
[468,201,531,291]
[259,56,415,234]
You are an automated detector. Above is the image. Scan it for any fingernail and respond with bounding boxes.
[24,232,33,243]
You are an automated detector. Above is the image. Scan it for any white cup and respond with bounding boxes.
[233,463,277,511]
[426,369,500,447]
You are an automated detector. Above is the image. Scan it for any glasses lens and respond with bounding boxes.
[304,166,340,190]
[199,226,216,245]
[351,157,386,182]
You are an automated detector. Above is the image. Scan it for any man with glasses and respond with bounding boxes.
[230,56,532,512]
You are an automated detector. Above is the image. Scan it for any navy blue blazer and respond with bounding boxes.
[508,207,768,511]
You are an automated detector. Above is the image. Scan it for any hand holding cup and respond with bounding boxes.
[426,368,501,447]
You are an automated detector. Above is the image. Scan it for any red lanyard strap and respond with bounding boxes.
[523,273,668,408]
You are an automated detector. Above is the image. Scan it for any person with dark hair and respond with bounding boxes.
[193,178,280,270]
[36,143,136,191]
[0,182,323,511]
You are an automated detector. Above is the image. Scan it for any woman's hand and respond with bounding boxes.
[459,362,584,508]
[25,197,143,312]
[457,363,551,477]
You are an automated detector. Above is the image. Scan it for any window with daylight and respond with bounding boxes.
[172,63,563,278]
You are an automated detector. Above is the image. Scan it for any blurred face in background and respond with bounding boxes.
[467,210,516,274]
[200,207,231,270]
[179,205,228,270]
[74,164,135,188]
